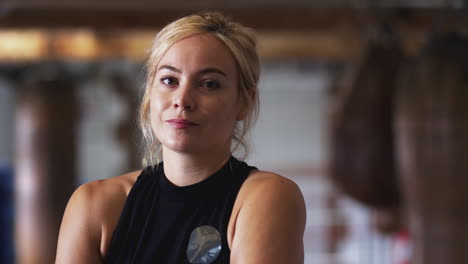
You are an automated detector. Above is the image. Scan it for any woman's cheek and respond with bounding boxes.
[151,93,166,116]
[149,97,165,132]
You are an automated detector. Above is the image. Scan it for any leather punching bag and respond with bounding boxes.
[395,33,468,264]
[329,26,404,210]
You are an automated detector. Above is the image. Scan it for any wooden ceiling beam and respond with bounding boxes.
[0,8,467,61]
[0,7,467,31]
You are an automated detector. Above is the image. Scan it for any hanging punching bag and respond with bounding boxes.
[329,25,404,210]
[395,33,468,264]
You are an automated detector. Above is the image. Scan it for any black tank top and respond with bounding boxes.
[105,157,256,263]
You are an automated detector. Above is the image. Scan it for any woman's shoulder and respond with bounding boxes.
[77,170,142,200]
[229,170,306,263]
[66,169,141,216]
[242,170,303,199]
[68,170,142,216]
[56,170,142,261]
[234,169,306,224]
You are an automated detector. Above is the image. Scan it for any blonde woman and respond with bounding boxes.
[56,12,306,264]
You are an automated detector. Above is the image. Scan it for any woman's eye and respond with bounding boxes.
[161,77,178,86]
[201,81,221,90]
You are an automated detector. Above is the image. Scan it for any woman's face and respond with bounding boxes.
[150,33,242,156]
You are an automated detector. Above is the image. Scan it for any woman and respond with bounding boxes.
[56,12,306,264]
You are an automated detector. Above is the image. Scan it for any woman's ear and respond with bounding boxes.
[236,89,255,121]
[236,105,249,121]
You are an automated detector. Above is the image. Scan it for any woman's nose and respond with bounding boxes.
[173,83,196,111]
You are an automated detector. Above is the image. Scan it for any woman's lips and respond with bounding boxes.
[166,118,200,129]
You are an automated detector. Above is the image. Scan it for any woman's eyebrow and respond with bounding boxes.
[158,65,229,79]
[198,68,228,79]
[157,65,181,73]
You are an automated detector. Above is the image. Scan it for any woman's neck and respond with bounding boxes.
[162,148,232,187]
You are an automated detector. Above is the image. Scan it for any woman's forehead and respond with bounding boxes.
[157,34,238,77]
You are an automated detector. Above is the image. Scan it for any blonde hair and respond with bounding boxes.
[139,11,260,167]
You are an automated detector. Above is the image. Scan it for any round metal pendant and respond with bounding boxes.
[186,225,222,264]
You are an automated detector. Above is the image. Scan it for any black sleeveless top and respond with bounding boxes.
[105,157,256,263]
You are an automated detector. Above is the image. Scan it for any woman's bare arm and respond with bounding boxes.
[230,172,307,264]
[56,183,104,263]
